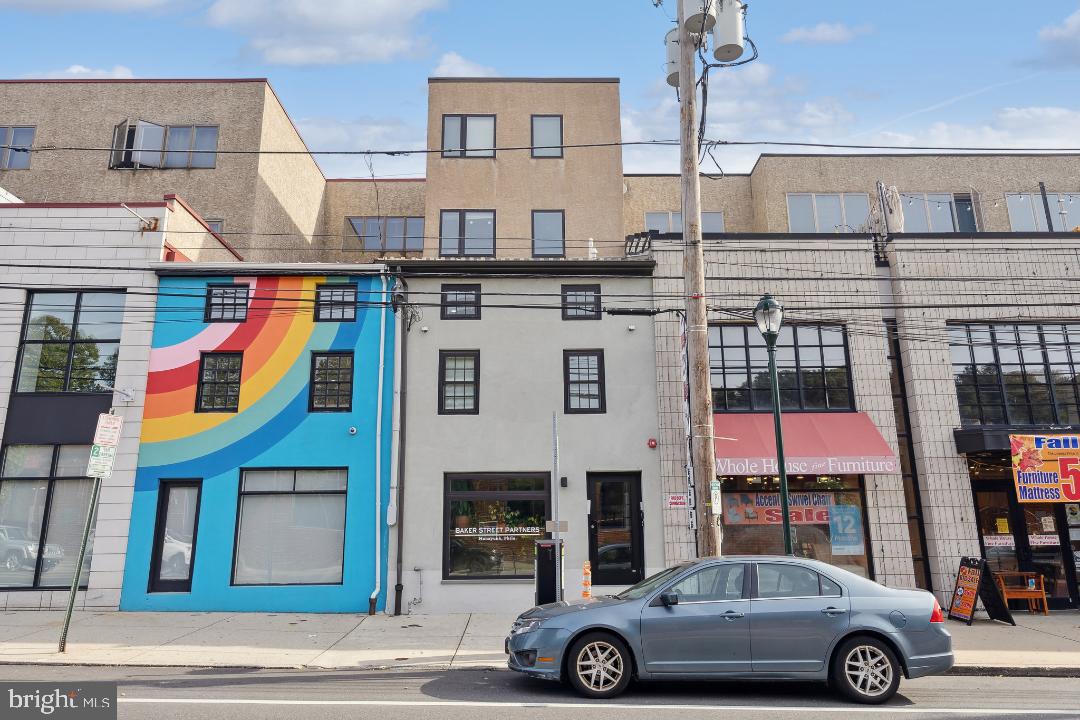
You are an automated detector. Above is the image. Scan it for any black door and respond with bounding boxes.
[587,473,644,586]
[148,480,201,593]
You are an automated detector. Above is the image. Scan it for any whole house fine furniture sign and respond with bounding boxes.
[1010,434,1080,503]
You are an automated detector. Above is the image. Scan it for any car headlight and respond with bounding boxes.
[511,618,543,636]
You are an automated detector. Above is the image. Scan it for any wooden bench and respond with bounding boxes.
[993,571,1049,615]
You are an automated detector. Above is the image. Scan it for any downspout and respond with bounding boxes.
[392,276,409,615]
[369,272,388,615]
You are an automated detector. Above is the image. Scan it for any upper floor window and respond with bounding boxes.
[709,324,853,412]
[440,210,495,256]
[439,350,480,415]
[561,284,601,320]
[532,210,565,257]
[0,126,34,169]
[442,114,495,158]
[787,193,870,233]
[531,115,563,158]
[204,284,249,323]
[310,352,353,412]
[645,211,725,234]
[441,284,481,320]
[16,291,123,393]
[564,350,606,414]
[315,285,357,322]
[205,219,224,235]
[1006,192,1080,233]
[902,192,977,233]
[196,352,242,413]
[110,120,218,169]
[949,323,1080,427]
[348,216,424,253]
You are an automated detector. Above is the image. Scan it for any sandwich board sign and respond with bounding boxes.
[947,556,1015,626]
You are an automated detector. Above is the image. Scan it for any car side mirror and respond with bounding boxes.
[660,591,679,607]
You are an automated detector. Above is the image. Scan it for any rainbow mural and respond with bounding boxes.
[120,273,395,612]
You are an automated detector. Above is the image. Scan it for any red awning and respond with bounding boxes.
[713,412,899,476]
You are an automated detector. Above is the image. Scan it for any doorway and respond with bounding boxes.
[148,480,201,593]
[586,473,644,586]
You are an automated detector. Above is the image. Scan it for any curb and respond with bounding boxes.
[947,665,1080,678]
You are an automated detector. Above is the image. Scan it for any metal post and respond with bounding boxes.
[551,412,562,602]
[765,337,794,555]
[677,0,721,557]
[58,476,100,653]
[1039,182,1055,231]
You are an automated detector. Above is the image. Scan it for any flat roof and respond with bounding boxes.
[428,77,619,84]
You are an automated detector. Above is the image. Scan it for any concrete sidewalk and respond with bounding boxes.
[0,609,1077,673]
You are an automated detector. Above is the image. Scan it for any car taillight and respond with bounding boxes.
[930,597,944,623]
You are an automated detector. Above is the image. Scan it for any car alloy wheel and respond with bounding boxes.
[575,640,624,693]
[4,553,20,572]
[844,644,894,698]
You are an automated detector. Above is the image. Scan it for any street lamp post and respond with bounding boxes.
[754,294,794,555]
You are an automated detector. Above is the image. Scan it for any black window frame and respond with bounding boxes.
[0,125,35,169]
[439,209,496,257]
[0,443,94,590]
[442,472,550,581]
[195,351,243,413]
[441,114,496,158]
[109,121,219,170]
[314,284,358,323]
[14,289,124,395]
[440,284,481,320]
[709,323,855,413]
[230,467,348,587]
[561,284,602,321]
[309,351,354,412]
[564,349,607,414]
[531,209,566,258]
[347,216,425,253]
[530,114,563,159]
[148,479,202,593]
[438,350,480,415]
[204,284,249,323]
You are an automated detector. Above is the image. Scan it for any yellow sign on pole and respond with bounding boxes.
[1010,434,1080,503]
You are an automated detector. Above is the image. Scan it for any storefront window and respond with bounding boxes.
[0,444,93,588]
[444,474,549,580]
[719,475,871,578]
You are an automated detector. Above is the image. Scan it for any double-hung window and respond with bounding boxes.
[16,291,123,393]
[439,350,480,414]
[348,216,425,252]
[440,210,495,256]
[531,115,563,158]
[564,350,606,414]
[1006,192,1080,232]
[196,352,242,412]
[532,210,565,257]
[902,192,977,232]
[0,444,94,589]
[0,126,34,169]
[315,285,357,322]
[310,352,353,412]
[204,284,249,323]
[442,115,495,158]
[441,284,481,320]
[233,469,347,585]
[645,211,725,233]
[561,284,601,320]
[110,120,218,169]
[787,193,871,233]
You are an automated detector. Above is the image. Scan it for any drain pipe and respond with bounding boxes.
[369,272,389,615]
[391,276,410,615]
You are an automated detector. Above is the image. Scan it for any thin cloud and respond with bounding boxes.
[433,52,497,78]
[1036,8,1080,66]
[30,64,136,79]
[781,22,872,45]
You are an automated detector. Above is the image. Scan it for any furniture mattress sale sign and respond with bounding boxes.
[1011,434,1080,502]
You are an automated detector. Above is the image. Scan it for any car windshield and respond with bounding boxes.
[615,563,690,600]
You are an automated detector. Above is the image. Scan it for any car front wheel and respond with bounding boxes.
[566,632,632,699]
[831,636,901,704]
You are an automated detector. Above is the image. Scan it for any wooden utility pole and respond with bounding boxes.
[676,1,721,556]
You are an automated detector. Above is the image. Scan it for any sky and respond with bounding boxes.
[1,0,1079,179]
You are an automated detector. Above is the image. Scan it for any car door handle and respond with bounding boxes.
[720,610,744,621]
[821,607,848,616]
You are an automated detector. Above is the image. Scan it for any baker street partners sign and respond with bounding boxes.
[3,682,115,719]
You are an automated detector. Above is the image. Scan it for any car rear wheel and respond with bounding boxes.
[566,632,632,699]
[830,636,901,704]
[3,552,20,572]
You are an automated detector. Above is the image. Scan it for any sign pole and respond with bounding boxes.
[58,476,101,653]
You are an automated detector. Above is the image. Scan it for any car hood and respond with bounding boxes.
[517,595,629,620]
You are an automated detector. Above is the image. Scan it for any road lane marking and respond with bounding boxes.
[116,698,1077,714]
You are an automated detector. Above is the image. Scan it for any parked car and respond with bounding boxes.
[0,525,62,573]
[506,555,952,704]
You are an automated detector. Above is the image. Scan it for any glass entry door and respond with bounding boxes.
[587,473,644,586]
[149,480,201,593]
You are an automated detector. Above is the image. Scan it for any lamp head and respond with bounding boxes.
[754,294,784,339]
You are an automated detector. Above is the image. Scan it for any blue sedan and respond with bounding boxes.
[506,556,952,703]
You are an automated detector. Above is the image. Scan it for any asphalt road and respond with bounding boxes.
[1,665,1079,720]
